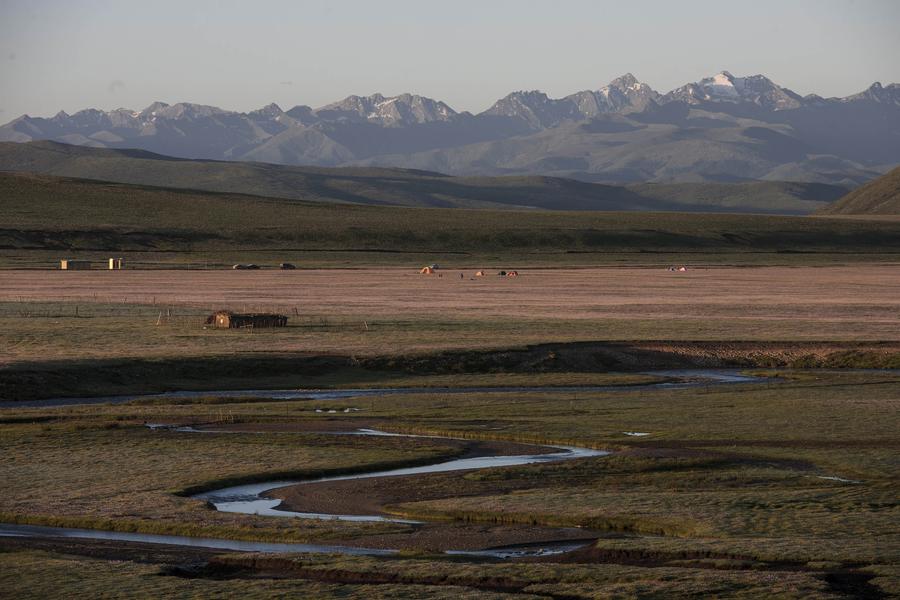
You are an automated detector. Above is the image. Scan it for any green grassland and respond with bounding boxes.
[1,371,898,597]
[2,172,900,268]
[819,165,900,215]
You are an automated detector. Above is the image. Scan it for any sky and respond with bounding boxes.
[1,0,899,120]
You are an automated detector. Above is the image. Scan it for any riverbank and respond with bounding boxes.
[3,341,899,402]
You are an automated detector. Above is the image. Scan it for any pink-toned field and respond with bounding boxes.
[2,265,899,324]
[1,265,899,363]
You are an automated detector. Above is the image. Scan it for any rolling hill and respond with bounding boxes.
[2,171,899,269]
[818,166,900,215]
[0,141,848,214]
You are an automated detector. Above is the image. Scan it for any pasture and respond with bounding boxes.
[2,265,899,366]
[0,370,897,598]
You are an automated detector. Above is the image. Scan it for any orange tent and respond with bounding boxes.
[420,266,435,275]
[506,270,519,277]
[475,270,486,277]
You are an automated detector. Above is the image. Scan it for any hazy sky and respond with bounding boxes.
[1,0,899,119]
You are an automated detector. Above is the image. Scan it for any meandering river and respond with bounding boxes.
[0,370,765,557]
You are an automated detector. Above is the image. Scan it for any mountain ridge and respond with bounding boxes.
[2,71,897,185]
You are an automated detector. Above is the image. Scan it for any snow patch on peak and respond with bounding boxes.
[711,72,734,86]
[704,72,741,97]
[665,71,803,110]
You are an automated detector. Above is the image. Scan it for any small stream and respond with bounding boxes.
[0,431,608,559]
[193,430,609,524]
[0,370,767,558]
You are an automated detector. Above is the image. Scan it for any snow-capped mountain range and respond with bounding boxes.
[2,71,898,184]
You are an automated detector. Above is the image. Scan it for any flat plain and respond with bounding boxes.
[2,265,899,367]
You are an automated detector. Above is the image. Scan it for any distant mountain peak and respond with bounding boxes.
[701,71,743,98]
[484,90,553,109]
[511,90,550,99]
[315,92,457,126]
[574,74,660,114]
[251,102,285,117]
[664,71,803,110]
[842,81,900,105]
[607,73,641,89]
[140,101,170,116]
[482,90,575,128]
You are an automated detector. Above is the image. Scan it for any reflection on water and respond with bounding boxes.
[195,432,609,523]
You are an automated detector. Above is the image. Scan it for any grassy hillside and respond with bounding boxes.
[0,141,846,214]
[1,171,899,268]
[629,181,846,214]
[818,165,900,215]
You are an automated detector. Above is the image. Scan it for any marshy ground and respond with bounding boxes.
[1,370,897,598]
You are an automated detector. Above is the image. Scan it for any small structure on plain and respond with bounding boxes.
[207,311,288,329]
[60,260,92,270]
